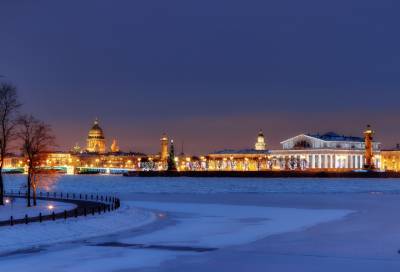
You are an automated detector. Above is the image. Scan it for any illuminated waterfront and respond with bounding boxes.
[4,120,400,175]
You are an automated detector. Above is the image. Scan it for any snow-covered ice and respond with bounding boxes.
[125,201,352,248]
[2,176,400,271]
[0,201,156,254]
[6,175,400,195]
[0,198,352,272]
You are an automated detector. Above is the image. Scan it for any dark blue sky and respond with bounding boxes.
[1,0,399,154]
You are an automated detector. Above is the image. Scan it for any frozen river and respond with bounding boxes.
[5,175,400,195]
[2,175,400,271]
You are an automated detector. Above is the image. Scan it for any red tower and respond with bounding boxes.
[364,125,374,170]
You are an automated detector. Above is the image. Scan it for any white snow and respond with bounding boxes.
[124,201,352,248]
[0,246,187,272]
[0,198,76,221]
[2,175,393,271]
[0,200,352,272]
[0,201,156,254]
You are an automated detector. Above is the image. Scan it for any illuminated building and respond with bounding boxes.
[208,130,382,171]
[111,139,120,153]
[1,123,386,174]
[73,152,142,172]
[208,149,269,171]
[44,152,73,167]
[86,119,106,153]
[33,120,145,174]
[271,132,381,170]
[3,154,25,171]
[255,130,267,151]
[160,133,169,161]
[381,145,400,172]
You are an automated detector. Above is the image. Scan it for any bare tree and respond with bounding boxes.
[17,115,55,207]
[31,167,60,205]
[0,83,21,205]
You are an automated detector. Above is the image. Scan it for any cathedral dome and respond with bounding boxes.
[86,119,106,153]
[88,120,105,139]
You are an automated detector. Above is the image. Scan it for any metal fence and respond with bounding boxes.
[1,191,121,227]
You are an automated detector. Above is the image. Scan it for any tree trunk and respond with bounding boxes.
[33,187,37,206]
[0,170,3,206]
[27,169,31,207]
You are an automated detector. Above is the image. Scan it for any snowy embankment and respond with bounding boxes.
[0,201,156,254]
[0,200,354,272]
[0,198,76,221]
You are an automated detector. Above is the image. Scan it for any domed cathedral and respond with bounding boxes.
[86,119,106,153]
[255,130,267,151]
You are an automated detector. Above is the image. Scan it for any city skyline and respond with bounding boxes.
[58,118,385,156]
[1,1,400,154]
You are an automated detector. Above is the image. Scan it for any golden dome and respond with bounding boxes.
[86,119,106,153]
[88,119,105,139]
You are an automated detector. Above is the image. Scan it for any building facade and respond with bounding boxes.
[255,130,267,151]
[272,132,381,170]
[208,131,382,171]
[2,123,385,174]
[86,119,106,153]
[381,146,400,172]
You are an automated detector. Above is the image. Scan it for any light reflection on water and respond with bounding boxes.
[4,175,400,195]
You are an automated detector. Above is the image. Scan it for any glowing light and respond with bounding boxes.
[158,213,167,218]
[47,205,55,210]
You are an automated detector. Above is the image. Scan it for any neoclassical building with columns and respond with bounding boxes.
[208,131,381,171]
[271,132,381,170]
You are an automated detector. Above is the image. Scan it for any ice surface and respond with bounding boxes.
[1,175,400,271]
[0,199,351,272]
[5,175,400,195]
[124,201,352,247]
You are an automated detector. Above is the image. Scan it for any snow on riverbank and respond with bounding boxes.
[0,198,76,221]
[0,200,354,272]
[0,201,156,254]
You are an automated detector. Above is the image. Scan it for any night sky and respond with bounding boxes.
[1,0,400,154]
